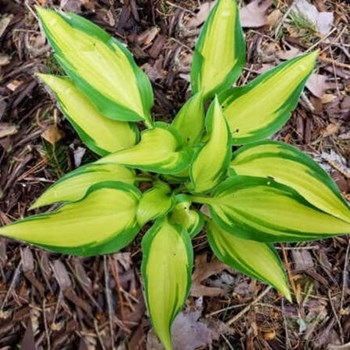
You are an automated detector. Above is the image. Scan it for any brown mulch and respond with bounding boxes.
[0,0,350,349]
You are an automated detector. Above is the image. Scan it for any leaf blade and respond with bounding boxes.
[38,74,138,156]
[207,220,291,300]
[141,217,193,350]
[137,181,174,226]
[190,97,231,193]
[191,0,245,99]
[172,92,205,146]
[230,141,350,223]
[220,52,318,144]
[0,182,141,256]
[37,7,153,124]
[30,163,136,209]
[195,176,350,242]
[98,124,192,174]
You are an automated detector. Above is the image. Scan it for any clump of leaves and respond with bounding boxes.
[1,1,350,348]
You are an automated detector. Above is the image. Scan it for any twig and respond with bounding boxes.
[328,290,344,344]
[319,56,350,70]
[42,299,51,350]
[221,333,235,350]
[275,245,320,251]
[103,256,115,349]
[226,286,272,326]
[300,91,315,112]
[110,255,126,323]
[0,261,22,312]
[274,0,296,38]
[282,298,292,350]
[329,48,341,97]
[206,302,248,317]
[94,320,107,350]
[281,245,298,304]
[305,27,338,53]
[165,1,196,14]
[340,241,350,311]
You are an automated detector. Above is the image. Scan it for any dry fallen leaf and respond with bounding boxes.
[73,146,86,167]
[266,9,283,28]
[292,0,334,35]
[136,27,160,46]
[143,57,165,82]
[306,73,336,99]
[321,123,341,138]
[41,124,63,146]
[191,253,228,297]
[0,123,17,138]
[240,0,273,28]
[0,54,10,66]
[171,310,220,350]
[321,94,337,104]
[60,0,82,13]
[146,299,229,350]
[291,250,314,271]
[276,46,302,60]
[186,2,215,28]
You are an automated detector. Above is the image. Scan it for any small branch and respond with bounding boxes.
[226,286,272,326]
[340,241,350,311]
[328,290,344,344]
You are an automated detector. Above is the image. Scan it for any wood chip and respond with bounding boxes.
[6,79,22,92]
[0,54,10,66]
[52,260,71,291]
[191,254,227,297]
[0,123,17,138]
[291,250,314,271]
[0,15,13,38]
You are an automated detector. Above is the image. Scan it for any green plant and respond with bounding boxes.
[1,1,350,348]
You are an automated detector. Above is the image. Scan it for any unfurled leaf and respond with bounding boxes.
[0,182,141,256]
[137,181,174,226]
[191,0,245,99]
[39,75,138,156]
[207,220,291,300]
[37,7,153,125]
[230,141,350,223]
[190,98,231,193]
[98,124,192,174]
[220,52,318,144]
[170,196,204,238]
[172,92,205,146]
[141,217,193,350]
[193,176,350,242]
[30,163,135,209]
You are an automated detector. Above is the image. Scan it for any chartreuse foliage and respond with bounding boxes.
[1,2,349,349]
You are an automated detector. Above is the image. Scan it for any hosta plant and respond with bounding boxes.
[1,1,350,348]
